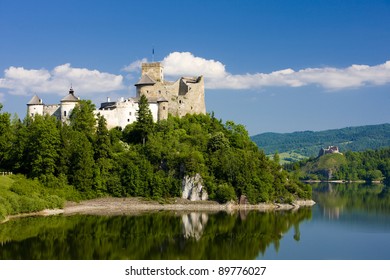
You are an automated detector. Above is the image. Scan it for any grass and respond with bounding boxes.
[0,175,72,222]
[268,151,308,165]
[0,175,14,189]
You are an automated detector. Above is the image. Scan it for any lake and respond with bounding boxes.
[1,182,390,260]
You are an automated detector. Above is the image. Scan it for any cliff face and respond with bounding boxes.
[182,173,208,201]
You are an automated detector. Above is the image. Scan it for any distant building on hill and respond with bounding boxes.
[27,61,206,129]
[318,146,341,157]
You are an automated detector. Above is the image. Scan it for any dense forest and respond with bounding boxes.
[0,99,311,219]
[251,124,390,159]
[286,148,390,183]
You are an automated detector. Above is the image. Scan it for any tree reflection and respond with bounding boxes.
[312,182,390,219]
[0,208,312,260]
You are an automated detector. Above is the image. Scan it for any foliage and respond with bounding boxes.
[0,175,68,221]
[0,104,12,169]
[214,183,236,203]
[69,100,96,139]
[252,123,390,159]
[288,147,390,182]
[0,101,311,218]
[134,94,154,145]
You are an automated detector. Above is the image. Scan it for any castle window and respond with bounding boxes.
[127,119,130,122]
[179,100,182,104]
[163,106,166,110]
[129,112,132,116]
[64,111,67,117]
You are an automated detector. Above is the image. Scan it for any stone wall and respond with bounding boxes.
[136,62,206,119]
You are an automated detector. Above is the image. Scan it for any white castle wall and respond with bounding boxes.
[28,104,44,117]
[96,99,159,129]
[60,101,77,123]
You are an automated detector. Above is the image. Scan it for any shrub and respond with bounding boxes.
[214,184,237,203]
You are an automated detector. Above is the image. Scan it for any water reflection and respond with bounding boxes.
[259,182,390,260]
[182,212,208,240]
[312,182,390,220]
[0,208,312,260]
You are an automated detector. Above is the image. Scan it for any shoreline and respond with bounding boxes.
[302,179,376,183]
[1,197,315,223]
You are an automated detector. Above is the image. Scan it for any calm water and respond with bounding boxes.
[1,182,390,260]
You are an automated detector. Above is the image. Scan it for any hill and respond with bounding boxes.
[251,123,390,161]
[0,100,312,221]
[287,147,390,183]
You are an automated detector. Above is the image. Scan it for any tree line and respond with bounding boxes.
[0,97,311,204]
[286,148,390,183]
[252,123,390,157]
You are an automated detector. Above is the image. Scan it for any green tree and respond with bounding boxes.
[135,94,154,145]
[0,104,12,169]
[273,152,280,165]
[94,115,114,194]
[69,100,96,139]
[25,115,61,179]
[95,115,112,160]
[7,117,29,173]
[67,130,95,194]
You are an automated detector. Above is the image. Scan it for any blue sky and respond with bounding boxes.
[0,0,389,135]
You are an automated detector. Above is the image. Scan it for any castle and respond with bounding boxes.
[27,62,206,129]
[318,146,341,157]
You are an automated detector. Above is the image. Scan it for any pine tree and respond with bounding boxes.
[0,104,12,169]
[69,100,96,140]
[135,94,154,145]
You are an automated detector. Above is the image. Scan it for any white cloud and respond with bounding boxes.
[122,58,147,73]
[0,63,125,96]
[4,54,388,99]
[156,52,390,90]
[162,52,226,79]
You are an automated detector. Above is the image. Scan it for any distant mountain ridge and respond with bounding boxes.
[251,123,390,158]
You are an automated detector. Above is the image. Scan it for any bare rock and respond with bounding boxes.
[182,173,208,201]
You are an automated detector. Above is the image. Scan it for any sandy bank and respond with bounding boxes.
[63,197,315,215]
[2,197,316,222]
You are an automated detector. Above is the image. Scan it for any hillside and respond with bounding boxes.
[297,153,347,181]
[287,147,390,183]
[251,123,390,160]
[0,100,312,219]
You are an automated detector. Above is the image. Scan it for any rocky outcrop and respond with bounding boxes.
[182,173,208,201]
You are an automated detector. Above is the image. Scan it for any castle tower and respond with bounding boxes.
[60,87,79,122]
[157,97,168,121]
[134,60,206,118]
[141,62,164,82]
[135,62,164,98]
[27,95,44,117]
